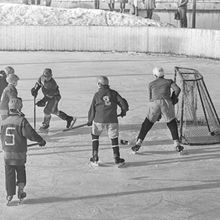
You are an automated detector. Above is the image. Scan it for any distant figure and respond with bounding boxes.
[143,0,156,19]
[119,0,128,13]
[107,0,115,11]
[129,0,139,16]
[178,0,188,28]
[94,0,100,9]
[31,0,41,5]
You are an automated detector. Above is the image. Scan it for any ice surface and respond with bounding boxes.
[0,51,220,219]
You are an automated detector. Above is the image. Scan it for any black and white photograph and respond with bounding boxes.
[0,0,220,219]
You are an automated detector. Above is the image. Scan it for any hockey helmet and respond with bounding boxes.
[6,74,19,86]
[9,97,23,111]
[152,67,164,78]
[0,70,6,78]
[43,68,52,81]
[97,76,109,88]
[5,66,15,75]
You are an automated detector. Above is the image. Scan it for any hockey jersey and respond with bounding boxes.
[1,113,44,165]
[0,84,18,116]
[37,76,60,99]
[88,86,129,123]
[149,77,181,101]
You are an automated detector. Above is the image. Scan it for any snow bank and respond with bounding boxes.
[0,3,174,27]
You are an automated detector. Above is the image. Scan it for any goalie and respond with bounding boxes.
[131,67,184,153]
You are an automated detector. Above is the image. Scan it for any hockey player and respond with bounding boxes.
[131,67,184,153]
[0,70,8,100]
[31,68,76,130]
[1,97,46,204]
[0,66,16,100]
[87,76,129,166]
[0,73,19,120]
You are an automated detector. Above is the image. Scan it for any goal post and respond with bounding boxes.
[174,66,220,145]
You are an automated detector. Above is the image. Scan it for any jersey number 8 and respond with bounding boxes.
[103,96,111,106]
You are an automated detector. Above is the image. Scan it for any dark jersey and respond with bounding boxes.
[149,77,181,101]
[0,84,18,115]
[88,86,128,123]
[1,113,44,165]
[37,76,60,99]
[0,74,8,99]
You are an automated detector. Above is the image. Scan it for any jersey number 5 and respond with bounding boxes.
[103,96,111,106]
[5,127,15,146]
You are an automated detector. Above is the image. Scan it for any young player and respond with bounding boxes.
[0,70,8,100]
[31,68,76,130]
[131,67,184,153]
[0,73,19,120]
[1,97,46,204]
[87,76,129,166]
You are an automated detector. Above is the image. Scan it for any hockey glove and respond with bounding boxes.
[39,139,46,147]
[87,121,92,126]
[31,88,38,98]
[171,91,179,105]
[120,110,127,118]
[36,97,47,107]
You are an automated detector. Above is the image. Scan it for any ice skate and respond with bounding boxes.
[6,195,13,206]
[131,144,141,154]
[175,145,187,155]
[90,155,100,167]
[39,123,49,131]
[114,157,125,168]
[66,116,77,129]
[17,183,26,204]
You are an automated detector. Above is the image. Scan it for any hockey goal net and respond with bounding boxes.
[174,67,220,145]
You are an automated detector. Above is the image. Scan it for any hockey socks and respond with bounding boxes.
[137,117,154,141]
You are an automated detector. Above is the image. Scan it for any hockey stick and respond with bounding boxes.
[34,97,36,130]
[27,142,39,147]
[63,123,88,132]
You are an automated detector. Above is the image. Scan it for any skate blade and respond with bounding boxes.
[89,161,101,167]
[179,150,188,155]
[129,150,138,155]
[116,162,126,168]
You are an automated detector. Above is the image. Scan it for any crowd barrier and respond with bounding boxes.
[0,25,219,59]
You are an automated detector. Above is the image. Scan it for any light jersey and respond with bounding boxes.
[0,84,18,113]
[37,76,60,99]
[149,77,180,101]
[88,86,128,123]
[1,114,43,166]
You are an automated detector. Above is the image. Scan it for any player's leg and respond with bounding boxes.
[131,102,159,152]
[51,97,76,128]
[161,99,184,152]
[108,123,125,164]
[5,165,16,202]
[90,122,103,164]
[16,165,26,200]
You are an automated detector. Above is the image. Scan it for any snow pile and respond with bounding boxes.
[0,3,174,27]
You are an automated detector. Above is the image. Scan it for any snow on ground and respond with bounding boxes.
[0,51,220,219]
[0,3,174,27]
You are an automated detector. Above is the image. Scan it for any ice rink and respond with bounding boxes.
[0,51,220,220]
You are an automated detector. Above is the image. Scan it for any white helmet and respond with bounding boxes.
[5,66,15,75]
[152,67,164,78]
[9,97,23,111]
[6,74,19,86]
[97,76,109,87]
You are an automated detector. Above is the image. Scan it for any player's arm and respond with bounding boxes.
[170,80,181,105]
[21,118,46,146]
[116,93,129,117]
[31,78,42,98]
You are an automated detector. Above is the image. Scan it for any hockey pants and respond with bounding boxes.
[5,165,26,196]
